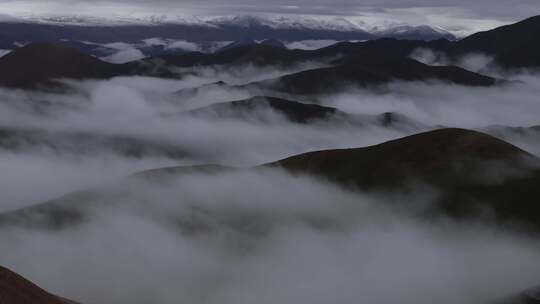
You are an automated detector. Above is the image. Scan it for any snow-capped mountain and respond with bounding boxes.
[0,13,457,62]
[0,13,455,40]
[206,15,362,32]
[371,24,456,41]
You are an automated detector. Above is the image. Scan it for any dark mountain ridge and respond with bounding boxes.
[246,56,497,95]
[271,128,540,227]
[185,96,425,129]
[0,266,77,304]
[0,43,132,88]
[0,42,173,88]
[186,96,340,123]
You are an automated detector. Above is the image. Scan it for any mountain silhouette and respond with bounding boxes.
[0,266,78,304]
[270,128,540,226]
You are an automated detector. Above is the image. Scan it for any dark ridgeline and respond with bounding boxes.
[0,43,173,88]
[0,266,78,304]
[252,57,496,95]
[0,41,498,89]
[0,43,134,88]
[185,96,422,129]
[271,128,540,228]
[186,96,341,123]
[455,15,540,68]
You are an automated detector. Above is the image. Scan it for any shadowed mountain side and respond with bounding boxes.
[183,96,426,129]
[347,16,540,69]
[271,128,534,186]
[0,266,78,304]
[0,39,501,90]
[247,58,496,95]
[269,128,540,226]
[499,286,540,304]
[454,15,540,67]
[260,39,287,49]
[0,43,172,88]
[496,40,540,69]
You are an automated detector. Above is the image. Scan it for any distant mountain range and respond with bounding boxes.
[0,14,537,89]
[0,14,456,46]
[0,40,498,89]
[0,14,457,61]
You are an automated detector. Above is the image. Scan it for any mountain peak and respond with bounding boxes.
[0,42,132,88]
[272,128,535,188]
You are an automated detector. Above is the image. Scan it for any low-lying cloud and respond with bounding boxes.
[2,169,540,304]
[1,58,540,304]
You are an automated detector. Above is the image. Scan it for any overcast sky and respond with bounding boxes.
[1,0,539,35]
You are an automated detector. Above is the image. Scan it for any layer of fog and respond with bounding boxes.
[313,74,540,154]
[93,39,232,63]
[320,76,540,128]
[284,39,341,50]
[1,168,540,304]
[0,151,178,212]
[0,49,10,58]
[172,60,330,86]
[95,38,356,64]
[410,48,496,74]
[2,59,540,211]
[0,68,410,211]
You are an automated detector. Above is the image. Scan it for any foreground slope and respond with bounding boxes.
[273,128,532,185]
[272,128,540,225]
[0,266,77,304]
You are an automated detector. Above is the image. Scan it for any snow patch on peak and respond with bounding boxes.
[207,15,363,32]
[0,12,455,40]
